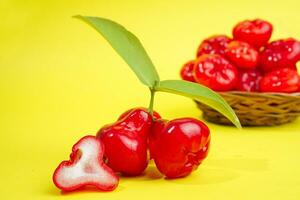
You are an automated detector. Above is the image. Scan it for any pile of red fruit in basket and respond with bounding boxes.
[180,19,300,93]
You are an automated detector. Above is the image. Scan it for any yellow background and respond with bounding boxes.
[1,0,300,199]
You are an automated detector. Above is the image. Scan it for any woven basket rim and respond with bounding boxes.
[218,91,300,98]
[196,91,300,126]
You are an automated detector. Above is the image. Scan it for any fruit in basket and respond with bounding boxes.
[225,40,259,69]
[53,136,119,191]
[149,118,210,178]
[97,108,160,176]
[180,60,196,82]
[260,38,300,72]
[182,18,300,93]
[194,54,238,91]
[196,35,232,57]
[236,69,262,92]
[260,68,300,93]
[233,19,273,49]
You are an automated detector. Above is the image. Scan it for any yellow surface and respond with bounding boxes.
[1,0,300,199]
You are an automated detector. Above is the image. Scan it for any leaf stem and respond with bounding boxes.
[148,88,155,119]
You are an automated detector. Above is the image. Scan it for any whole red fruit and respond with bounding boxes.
[97,107,160,176]
[260,38,300,72]
[194,54,238,91]
[225,41,259,69]
[260,68,300,93]
[233,19,273,49]
[196,35,232,57]
[149,118,210,178]
[180,60,196,82]
[236,69,262,92]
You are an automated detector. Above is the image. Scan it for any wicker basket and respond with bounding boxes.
[196,92,300,126]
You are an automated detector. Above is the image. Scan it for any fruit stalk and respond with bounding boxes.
[148,88,155,119]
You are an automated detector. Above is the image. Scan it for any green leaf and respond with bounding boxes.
[155,80,241,128]
[74,15,160,87]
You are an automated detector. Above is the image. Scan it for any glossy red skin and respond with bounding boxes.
[260,38,300,72]
[260,68,300,93]
[53,136,119,192]
[233,19,273,49]
[97,108,160,176]
[196,35,232,57]
[236,69,262,92]
[149,118,210,178]
[180,60,196,82]
[194,54,238,91]
[225,41,259,69]
[117,107,161,121]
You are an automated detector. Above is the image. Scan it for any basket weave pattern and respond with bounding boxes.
[196,92,300,126]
